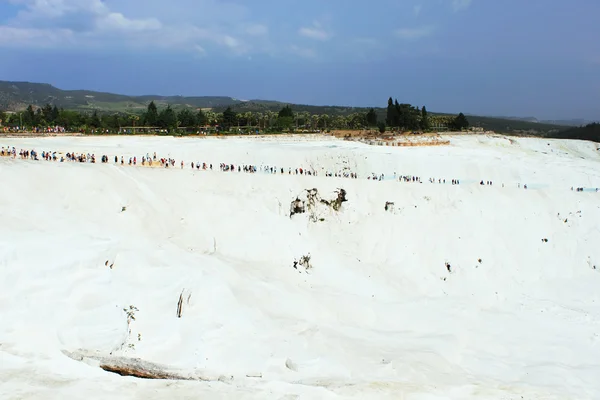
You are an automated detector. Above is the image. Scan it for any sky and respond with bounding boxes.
[0,0,598,120]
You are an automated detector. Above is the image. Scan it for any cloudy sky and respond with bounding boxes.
[0,0,598,119]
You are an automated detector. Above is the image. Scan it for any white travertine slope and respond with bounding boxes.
[1,134,599,399]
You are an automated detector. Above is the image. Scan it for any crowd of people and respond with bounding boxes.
[2,145,598,192]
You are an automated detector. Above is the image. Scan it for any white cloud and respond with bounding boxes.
[0,0,272,56]
[97,12,162,32]
[299,21,331,41]
[290,45,317,59]
[0,26,74,47]
[452,0,472,11]
[12,0,109,20]
[222,35,240,49]
[413,5,422,16]
[394,25,435,40]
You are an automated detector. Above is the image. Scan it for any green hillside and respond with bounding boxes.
[0,81,240,113]
[547,123,600,143]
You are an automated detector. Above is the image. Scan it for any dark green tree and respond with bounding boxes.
[451,113,469,131]
[394,99,402,128]
[56,108,71,128]
[106,114,121,130]
[23,105,35,126]
[385,97,396,127]
[366,108,378,127]
[196,109,207,126]
[277,107,294,130]
[158,105,177,131]
[89,111,101,128]
[378,122,386,134]
[51,105,59,123]
[420,106,430,131]
[35,108,44,126]
[177,109,197,127]
[8,112,21,126]
[278,105,294,118]
[222,106,237,130]
[41,104,54,124]
[144,101,159,126]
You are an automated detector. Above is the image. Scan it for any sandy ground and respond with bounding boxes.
[1,134,600,399]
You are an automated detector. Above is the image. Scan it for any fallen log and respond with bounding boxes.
[100,363,184,380]
[62,350,233,382]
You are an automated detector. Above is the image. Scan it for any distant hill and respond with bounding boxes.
[547,123,600,143]
[541,119,595,127]
[492,115,595,127]
[0,80,240,113]
[0,80,573,134]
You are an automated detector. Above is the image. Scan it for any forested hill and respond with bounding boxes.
[0,80,572,134]
[547,123,600,143]
[0,81,239,113]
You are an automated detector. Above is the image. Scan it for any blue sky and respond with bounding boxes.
[0,0,598,120]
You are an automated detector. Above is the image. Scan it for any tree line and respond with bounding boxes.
[549,122,600,143]
[0,98,470,133]
[384,97,469,132]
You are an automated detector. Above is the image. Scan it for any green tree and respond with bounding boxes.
[420,106,430,131]
[57,109,83,129]
[378,122,386,133]
[310,114,319,130]
[8,112,22,126]
[301,112,311,128]
[34,108,43,127]
[265,110,277,129]
[51,105,59,123]
[158,106,177,131]
[366,108,377,127]
[277,116,294,131]
[385,97,395,127]
[332,115,347,129]
[318,114,330,130]
[278,105,293,118]
[129,115,140,133]
[451,112,469,131]
[222,106,237,130]
[348,112,367,129]
[242,111,253,127]
[277,105,294,131]
[393,100,402,128]
[89,111,101,128]
[177,109,197,127]
[41,104,54,124]
[196,109,207,126]
[0,110,6,126]
[106,114,121,130]
[393,102,420,130]
[23,105,35,127]
[256,112,265,130]
[204,110,217,126]
[144,101,159,126]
